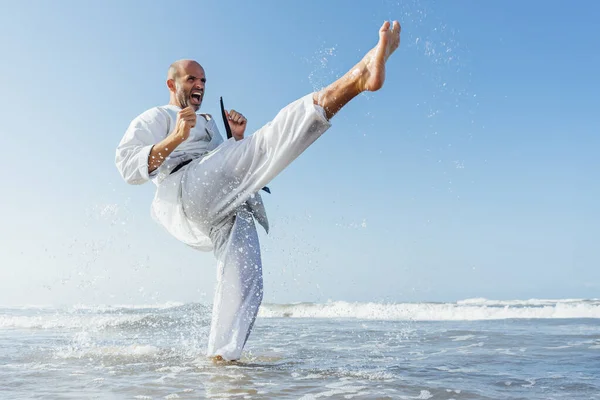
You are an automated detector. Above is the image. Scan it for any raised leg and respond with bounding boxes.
[314,20,401,119]
[182,21,401,233]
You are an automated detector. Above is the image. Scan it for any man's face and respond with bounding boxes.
[173,62,206,111]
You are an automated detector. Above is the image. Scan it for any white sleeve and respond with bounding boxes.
[115,109,168,185]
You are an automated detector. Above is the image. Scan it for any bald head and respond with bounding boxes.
[167,59,206,111]
[168,59,203,80]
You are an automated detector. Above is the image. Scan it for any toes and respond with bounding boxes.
[380,20,391,33]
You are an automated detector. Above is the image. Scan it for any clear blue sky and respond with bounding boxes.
[0,0,598,306]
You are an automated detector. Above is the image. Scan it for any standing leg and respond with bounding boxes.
[206,208,263,361]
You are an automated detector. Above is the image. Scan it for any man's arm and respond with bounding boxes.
[148,106,197,172]
[116,106,196,184]
[148,133,186,173]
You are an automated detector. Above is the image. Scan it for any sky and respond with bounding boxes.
[0,0,598,306]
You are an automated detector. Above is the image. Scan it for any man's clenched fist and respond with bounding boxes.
[174,106,197,141]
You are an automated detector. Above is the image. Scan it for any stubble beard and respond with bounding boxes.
[175,82,192,110]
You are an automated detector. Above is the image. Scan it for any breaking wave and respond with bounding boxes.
[2,299,599,330]
[0,303,210,330]
[258,299,600,321]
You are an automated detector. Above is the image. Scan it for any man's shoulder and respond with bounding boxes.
[125,107,172,136]
[131,106,172,124]
[139,105,171,118]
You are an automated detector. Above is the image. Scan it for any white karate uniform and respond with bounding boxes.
[115,93,331,360]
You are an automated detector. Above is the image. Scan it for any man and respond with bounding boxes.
[115,21,401,361]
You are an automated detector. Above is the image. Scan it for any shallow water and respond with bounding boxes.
[1,300,599,399]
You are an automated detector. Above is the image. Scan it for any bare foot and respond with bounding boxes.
[311,20,401,120]
[356,21,401,92]
[210,355,239,364]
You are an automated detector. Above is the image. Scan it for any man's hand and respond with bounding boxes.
[225,109,247,140]
[174,106,197,141]
[148,107,196,173]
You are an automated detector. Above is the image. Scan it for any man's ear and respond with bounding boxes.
[166,78,176,92]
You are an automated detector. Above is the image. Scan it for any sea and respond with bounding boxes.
[1,298,599,399]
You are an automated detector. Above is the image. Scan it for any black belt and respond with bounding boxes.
[169,99,271,195]
[220,97,270,194]
[170,159,193,174]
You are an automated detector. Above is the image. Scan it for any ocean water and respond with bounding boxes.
[1,299,599,399]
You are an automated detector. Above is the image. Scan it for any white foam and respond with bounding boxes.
[0,314,145,330]
[394,390,435,400]
[298,384,366,400]
[0,305,53,310]
[258,299,600,321]
[456,297,596,306]
[450,334,476,341]
[71,302,185,311]
[416,391,433,400]
[55,344,160,359]
[3,299,599,329]
[435,366,478,373]
[0,302,190,330]
[155,366,192,373]
[0,302,185,312]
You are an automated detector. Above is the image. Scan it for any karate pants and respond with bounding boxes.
[180,93,331,360]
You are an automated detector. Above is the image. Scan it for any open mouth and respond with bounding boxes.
[191,92,203,105]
